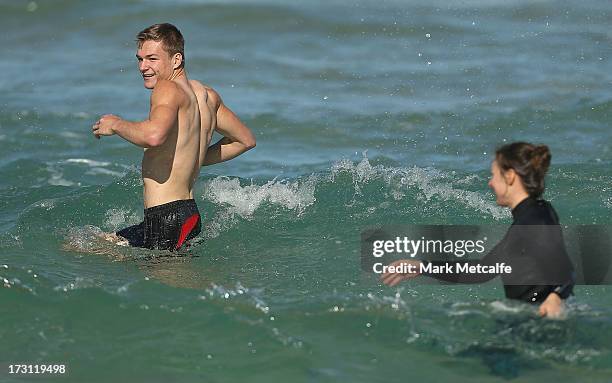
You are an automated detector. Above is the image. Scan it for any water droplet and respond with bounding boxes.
[26,1,38,12]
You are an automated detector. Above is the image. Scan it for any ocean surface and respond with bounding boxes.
[1,0,611,382]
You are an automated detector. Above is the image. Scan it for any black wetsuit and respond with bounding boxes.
[423,197,575,303]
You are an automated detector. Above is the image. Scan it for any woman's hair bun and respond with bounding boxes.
[530,145,551,175]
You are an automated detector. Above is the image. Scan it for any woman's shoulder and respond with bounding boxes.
[514,198,559,225]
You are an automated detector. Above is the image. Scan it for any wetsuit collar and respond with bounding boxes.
[511,196,535,221]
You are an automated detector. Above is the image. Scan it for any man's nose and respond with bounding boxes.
[139,61,148,72]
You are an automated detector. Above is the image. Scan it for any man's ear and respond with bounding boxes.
[172,53,183,70]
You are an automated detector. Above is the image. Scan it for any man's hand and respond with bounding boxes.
[538,292,566,319]
[381,259,422,287]
[92,114,122,139]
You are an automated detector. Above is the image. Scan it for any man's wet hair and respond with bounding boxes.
[136,23,185,68]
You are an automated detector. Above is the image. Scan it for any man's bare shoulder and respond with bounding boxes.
[151,80,186,108]
[151,80,184,105]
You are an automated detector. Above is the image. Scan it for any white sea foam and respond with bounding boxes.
[65,158,112,167]
[63,225,131,258]
[201,282,270,314]
[104,208,141,232]
[53,277,97,292]
[489,300,527,314]
[201,175,317,239]
[201,209,239,240]
[85,167,125,177]
[32,199,56,211]
[330,156,508,220]
[45,164,74,187]
[204,175,317,218]
[44,159,129,185]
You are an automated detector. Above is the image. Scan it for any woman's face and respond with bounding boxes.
[488,160,510,206]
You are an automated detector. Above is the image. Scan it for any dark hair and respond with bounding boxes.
[495,142,551,198]
[136,23,185,68]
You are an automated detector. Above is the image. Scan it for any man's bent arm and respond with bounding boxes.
[201,91,255,166]
[111,81,180,148]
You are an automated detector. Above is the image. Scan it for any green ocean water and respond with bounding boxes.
[1,1,612,382]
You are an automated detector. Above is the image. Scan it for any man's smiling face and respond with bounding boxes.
[136,40,174,89]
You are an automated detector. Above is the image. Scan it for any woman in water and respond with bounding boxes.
[381,142,575,319]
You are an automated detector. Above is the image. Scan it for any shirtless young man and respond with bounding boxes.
[93,23,255,251]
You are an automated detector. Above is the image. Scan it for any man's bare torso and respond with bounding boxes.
[142,77,202,208]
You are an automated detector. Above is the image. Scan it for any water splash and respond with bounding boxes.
[204,176,317,218]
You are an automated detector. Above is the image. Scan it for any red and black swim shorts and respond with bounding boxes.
[116,199,201,251]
